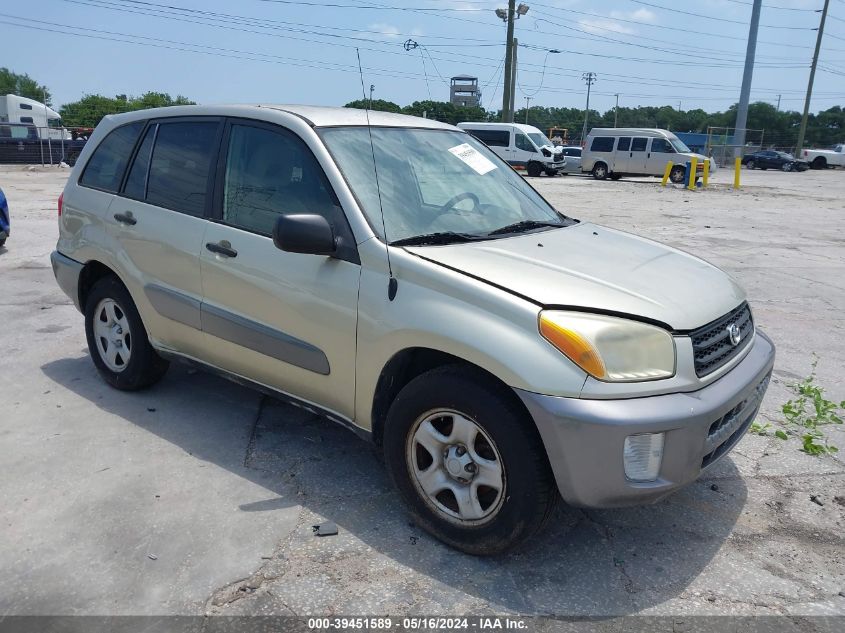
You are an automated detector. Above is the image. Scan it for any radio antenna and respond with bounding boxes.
[356,48,397,301]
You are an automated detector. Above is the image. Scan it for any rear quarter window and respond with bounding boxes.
[466,129,509,148]
[79,122,145,192]
[590,137,614,152]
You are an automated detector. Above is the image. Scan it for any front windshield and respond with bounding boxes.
[320,127,571,244]
[669,137,692,153]
[528,132,553,148]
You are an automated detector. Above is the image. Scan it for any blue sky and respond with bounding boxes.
[3,0,844,113]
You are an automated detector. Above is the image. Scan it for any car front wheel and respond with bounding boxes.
[746,159,755,169]
[383,366,557,555]
[669,165,686,183]
[85,276,169,390]
[592,162,608,180]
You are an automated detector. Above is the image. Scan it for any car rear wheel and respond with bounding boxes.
[812,157,827,170]
[746,159,755,170]
[383,365,557,555]
[669,165,686,184]
[85,276,169,390]
[592,162,608,180]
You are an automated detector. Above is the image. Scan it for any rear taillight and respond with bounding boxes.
[58,192,63,217]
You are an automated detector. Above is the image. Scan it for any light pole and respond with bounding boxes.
[614,93,619,128]
[796,0,830,155]
[496,2,529,123]
[581,72,596,144]
[734,0,762,156]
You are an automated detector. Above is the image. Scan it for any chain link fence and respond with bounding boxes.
[0,124,92,166]
[705,127,765,167]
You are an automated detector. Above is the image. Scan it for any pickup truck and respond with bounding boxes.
[801,144,845,169]
[0,123,87,166]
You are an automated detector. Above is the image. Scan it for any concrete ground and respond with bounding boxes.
[0,164,843,618]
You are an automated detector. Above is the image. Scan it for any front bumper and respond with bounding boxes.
[516,330,775,508]
[50,251,84,311]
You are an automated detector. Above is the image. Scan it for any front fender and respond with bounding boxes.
[353,241,587,430]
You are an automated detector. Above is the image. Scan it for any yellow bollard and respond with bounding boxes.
[688,157,698,191]
[733,157,741,189]
[702,159,710,188]
[661,161,673,187]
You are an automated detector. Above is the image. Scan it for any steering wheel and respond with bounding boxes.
[438,191,481,216]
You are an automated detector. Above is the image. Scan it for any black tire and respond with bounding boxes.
[527,162,543,177]
[812,157,827,170]
[383,365,557,556]
[669,165,686,184]
[84,275,169,391]
[545,169,558,177]
[761,166,768,171]
[609,173,622,181]
[592,162,608,180]
[746,159,755,170]
[782,162,792,172]
[0,238,6,248]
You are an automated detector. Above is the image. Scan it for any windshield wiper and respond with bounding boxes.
[487,220,566,237]
[390,231,484,247]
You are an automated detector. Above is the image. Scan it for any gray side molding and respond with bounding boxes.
[201,303,330,375]
[144,284,202,330]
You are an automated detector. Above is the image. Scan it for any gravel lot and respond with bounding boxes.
[0,163,843,619]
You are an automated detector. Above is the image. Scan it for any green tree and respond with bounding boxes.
[59,92,196,127]
[0,68,51,105]
[344,99,402,113]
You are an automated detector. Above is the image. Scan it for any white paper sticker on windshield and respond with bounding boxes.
[448,143,497,175]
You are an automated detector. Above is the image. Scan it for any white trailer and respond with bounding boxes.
[0,94,70,140]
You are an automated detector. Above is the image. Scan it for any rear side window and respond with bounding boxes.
[617,137,631,151]
[80,122,144,192]
[123,125,156,200]
[146,121,218,217]
[466,129,509,148]
[591,137,614,152]
[631,138,648,152]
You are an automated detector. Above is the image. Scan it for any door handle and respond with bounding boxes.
[206,241,238,258]
[113,212,137,226]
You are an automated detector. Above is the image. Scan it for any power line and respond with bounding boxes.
[628,0,817,29]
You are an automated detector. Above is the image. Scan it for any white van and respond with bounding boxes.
[457,122,565,177]
[582,128,707,183]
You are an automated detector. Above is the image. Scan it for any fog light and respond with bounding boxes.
[623,433,665,482]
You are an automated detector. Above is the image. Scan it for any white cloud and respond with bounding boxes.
[578,18,636,36]
[369,23,401,40]
[611,7,658,23]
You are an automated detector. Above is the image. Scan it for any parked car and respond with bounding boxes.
[457,122,565,177]
[0,186,8,248]
[558,146,582,174]
[582,128,709,183]
[52,105,775,555]
[801,143,845,169]
[742,150,808,172]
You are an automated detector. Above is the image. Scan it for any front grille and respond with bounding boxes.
[690,302,754,377]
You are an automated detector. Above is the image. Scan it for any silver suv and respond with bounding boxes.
[51,105,775,555]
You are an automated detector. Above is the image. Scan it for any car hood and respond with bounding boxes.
[405,222,745,331]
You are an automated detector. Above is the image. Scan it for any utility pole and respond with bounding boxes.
[369,84,375,109]
[525,96,531,124]
[581,72,596,144]
[497,2,528,123]
[501,0,516,123]
[776,94,782,112]
[509,38,518,120]
[795,0,830,155]
[614,93,619,128]
[734,0,762,155]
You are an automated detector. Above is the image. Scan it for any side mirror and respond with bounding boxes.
[273,214,337,256]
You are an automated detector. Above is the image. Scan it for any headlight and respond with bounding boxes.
[539,311,676,382]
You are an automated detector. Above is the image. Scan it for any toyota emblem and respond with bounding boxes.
[727,323,742,346]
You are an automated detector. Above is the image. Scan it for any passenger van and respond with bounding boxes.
[52,105,774,555]
[582,128,708,183]
[457,122,565,177]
